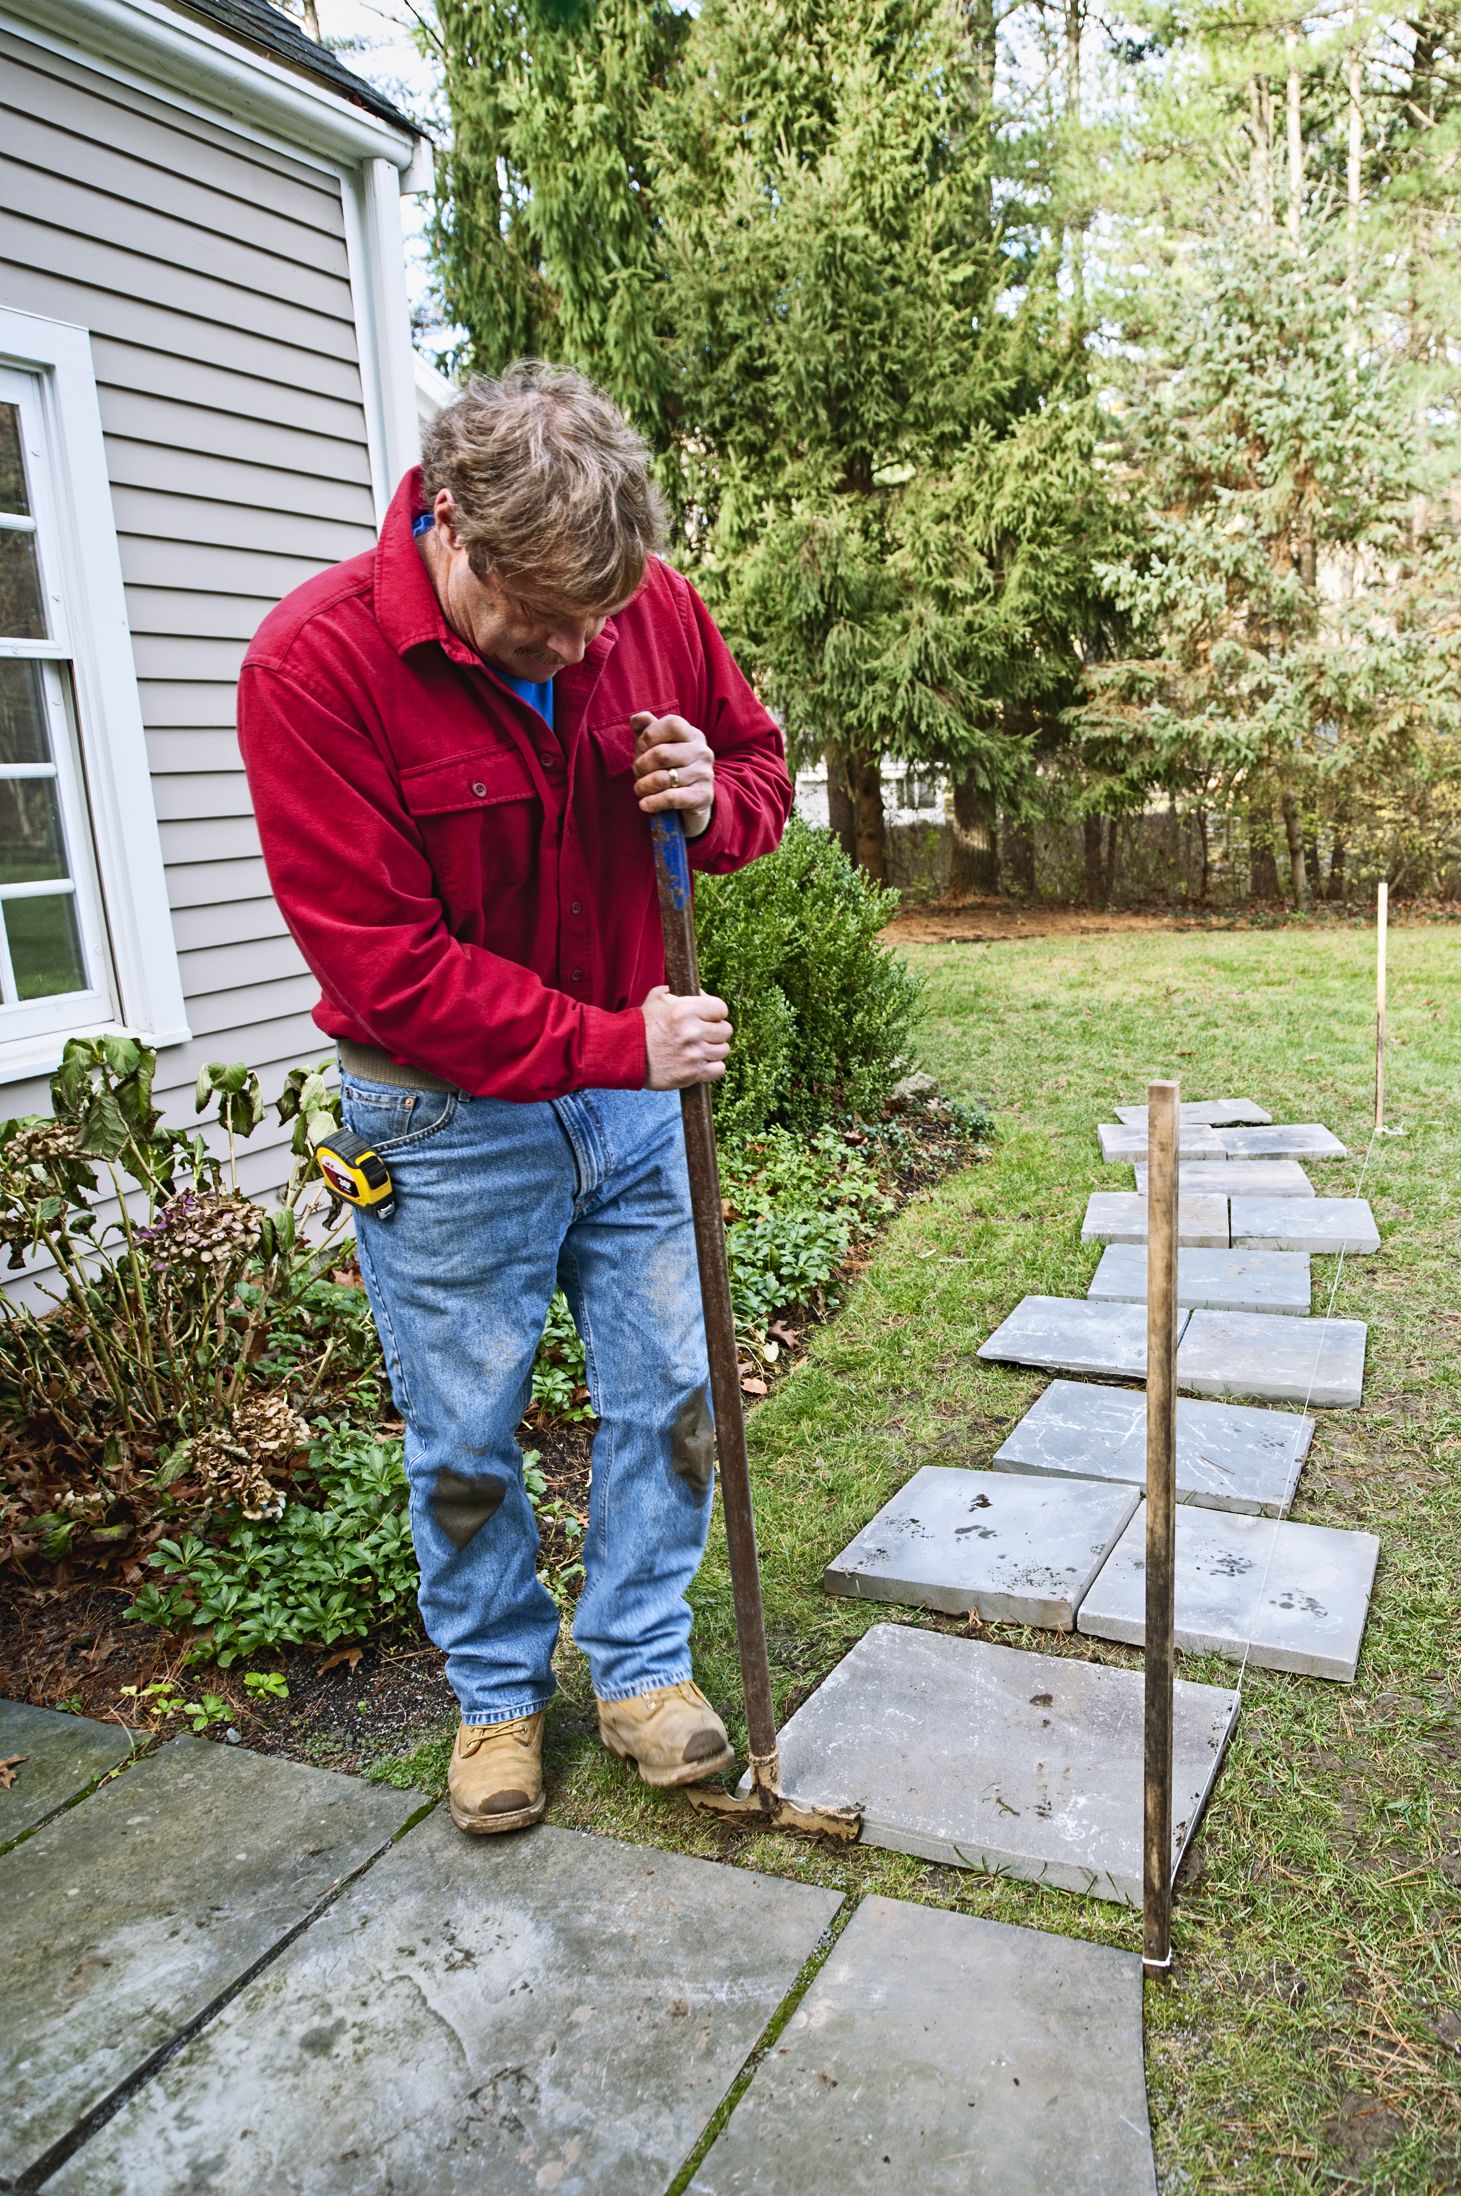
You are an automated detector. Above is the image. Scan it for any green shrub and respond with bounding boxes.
[694,816,922,1138]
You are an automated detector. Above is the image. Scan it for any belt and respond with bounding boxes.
[336,1039,459,1096]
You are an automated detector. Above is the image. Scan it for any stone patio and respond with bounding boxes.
[992,1380,1312,1515]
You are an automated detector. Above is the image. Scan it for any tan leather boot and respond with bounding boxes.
[597,1679,734,1788]
[447,1712,545,1834]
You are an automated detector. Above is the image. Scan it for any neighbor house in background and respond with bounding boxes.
[0,0,433,1237]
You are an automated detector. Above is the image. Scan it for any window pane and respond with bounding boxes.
[0,660,51,764]
[6,891,85,1000]
[0,528,46,640]
[0,405,27,514]
[0,777,67,883]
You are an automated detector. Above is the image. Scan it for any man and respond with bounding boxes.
[238,362,792,1834]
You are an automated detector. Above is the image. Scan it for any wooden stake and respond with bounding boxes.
[1375,882,1388,1134]
[1143,1078,1179,1976]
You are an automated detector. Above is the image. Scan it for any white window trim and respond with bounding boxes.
[0,306,190,1083]
[343,161,424,522]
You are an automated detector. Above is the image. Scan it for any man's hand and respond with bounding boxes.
[632,712,715,840]
[641,984,732,1089]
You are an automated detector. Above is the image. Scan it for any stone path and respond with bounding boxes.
[1216,1124,1346,1159]
[1087,1244,1312,1315]
[1082,1190,1229,1246]
[1098,1122,1226,1161]
[977,1295,1189,1379]
[687,1897,1157,2196]
[994,1381,1313,1515]
[1114,1098,1271,1127]
[0,1700,133,1848]
[1230,1196,1381,1254]
[1130,1158,1315,1197]
[981,1295,1366,1408]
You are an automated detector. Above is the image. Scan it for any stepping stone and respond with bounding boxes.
[1216,1123,1347,1159]
[686,1896,1157,2196]
[761,1625,1238,1906]
[1230,1196,1381,1255]
[0,1737,422,2188]
[1079,1504,1380,1683]
[823,1466,1139,1630]
[1132,1159,1315,1199]
[1115,1099,1271,1127]
[1098,1122,1226,1162]
[978,1296,1190,1380]
[49,1813,841,2196]
[993,1380,1313,1516]
[0,1701,133,1847]
[1088,1244,1312,1316]
[1083,1191,1229,1247]
[1178,1309,1366,1408]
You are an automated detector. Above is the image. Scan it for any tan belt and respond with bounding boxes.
[336,1039,459,1096]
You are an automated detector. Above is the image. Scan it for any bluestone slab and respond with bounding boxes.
[1178,1308,1367,1407]
[0,1737,422,2187]
[0,1700,133,1846]
[993,1379,1312,1516]
[1230,1196,1381,1255]
[49,1814,842,2196]
[761,1625,1239,1905]
[823,1466,1139,1629]
[1132,1159,1315,1199]
[1079,1503,1380,1682]
[1088,1244,1312,1315]
[687,1897,1156,2196]
[1216,1123,1347,1159]
[1116,1099,1271,1127]
[1082,1191,1229,1248]
[1097,1122,1225,1162]
[978,1295,1190,1380]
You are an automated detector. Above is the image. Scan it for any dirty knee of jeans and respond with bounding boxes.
[670,1385,715,1496]
[433,1466,507,1550]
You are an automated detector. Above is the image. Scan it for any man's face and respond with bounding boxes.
[425,491,625,678]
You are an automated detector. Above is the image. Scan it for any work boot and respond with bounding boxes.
[447,1712,545,1834]
[597,1680,734,1788]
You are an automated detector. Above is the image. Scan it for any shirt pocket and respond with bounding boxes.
[398,744,539,910]
[593,697,680,778]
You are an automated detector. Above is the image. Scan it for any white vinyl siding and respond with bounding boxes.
[0,22,381,1178]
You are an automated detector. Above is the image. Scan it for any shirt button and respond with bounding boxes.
[570,968,583,984]
[471,781,487,798]
[541,751,559,770]
[571,900,582,916]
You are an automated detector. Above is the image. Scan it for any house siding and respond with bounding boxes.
[0,23,381,1192]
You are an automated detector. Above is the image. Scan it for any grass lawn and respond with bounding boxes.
[380,922,1461,2194]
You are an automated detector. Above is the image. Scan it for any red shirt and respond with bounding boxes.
[237,469,792,1099]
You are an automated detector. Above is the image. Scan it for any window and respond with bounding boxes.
[0,309,188,1080]
[0,376,115,1039]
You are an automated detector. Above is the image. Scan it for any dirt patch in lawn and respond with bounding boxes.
[883,896,1461,947]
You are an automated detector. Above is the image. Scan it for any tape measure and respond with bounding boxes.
[315,1128,396,1219]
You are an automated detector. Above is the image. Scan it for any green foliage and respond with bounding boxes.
[720,1128,893,1343]
[694,818,921,1137]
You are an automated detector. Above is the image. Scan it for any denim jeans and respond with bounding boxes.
[339,1069,714,1724]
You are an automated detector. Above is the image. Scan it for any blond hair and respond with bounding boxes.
[419,361,665,611]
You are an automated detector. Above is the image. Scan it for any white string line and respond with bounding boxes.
[1229,1118,1384,1701]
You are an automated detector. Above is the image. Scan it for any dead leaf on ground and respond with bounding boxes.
[0,1754,26,1788]
[739,1376,768,1397]
[318,1647,363,1674]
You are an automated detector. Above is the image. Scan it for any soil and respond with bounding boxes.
[0,1093,987,1773]
[882,894,1461,947]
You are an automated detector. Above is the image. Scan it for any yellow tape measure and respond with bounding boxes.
[315,1128,396,1218]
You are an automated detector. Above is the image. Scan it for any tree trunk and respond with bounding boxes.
[949,773,1000,898]
[1006,820,1037,898]
[1328,830,1346,903]
[853,754,887,883]
[1249,75,1275,234]
[1286,26,1304,245]
[1196,809,1211,905]
[1250,808,1282,901]
[1281,788,1310,908]
[1083,815,1107,906]
[824,742,857,864]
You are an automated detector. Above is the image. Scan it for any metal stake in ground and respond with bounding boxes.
[1375,881,1388,1135]
[648,809,861,1843]
[1143,1077,1180,1975]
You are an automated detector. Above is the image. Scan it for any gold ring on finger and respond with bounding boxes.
[668,768,679,788]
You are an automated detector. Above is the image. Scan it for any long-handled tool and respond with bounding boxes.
[649,808,861,1843]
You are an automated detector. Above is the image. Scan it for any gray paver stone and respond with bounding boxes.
[1115,1099,1271,1127]
[1178,1308,1367,1408]
[1088,1244,1312,1315]
[993,1380,1312,1516]
[48,1813,841,2196]
[1098,1123,1226,1162]
[1079,1503,1380,1682]
[823,1466,1139,1629]
[1132,1159,1315,1199]
[1216,1124,1347,1159]
[978,1295,1191,1379]
[759,1625,1239,1905]
[687,1896,1156,2196]
[0,1737,422,2187]
[1082,1192,1229,1247]
[0,1701,133,1847]
[1229,1197,1381,1255]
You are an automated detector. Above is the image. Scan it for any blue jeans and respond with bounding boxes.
[339,1070,714,1724]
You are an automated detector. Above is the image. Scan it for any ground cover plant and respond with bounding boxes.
[373,921,1459,2195]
